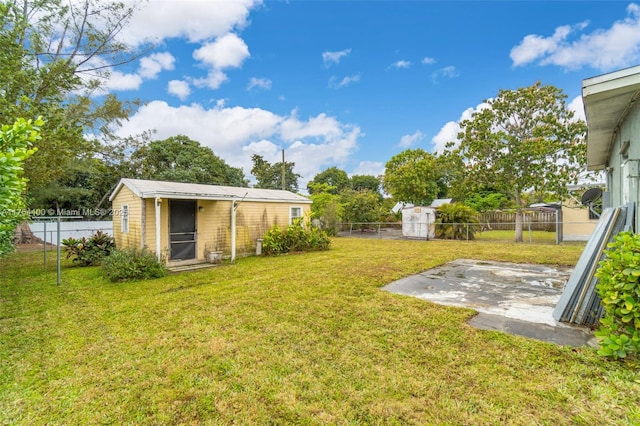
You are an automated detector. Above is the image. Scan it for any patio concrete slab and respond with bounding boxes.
[382,259,598,348]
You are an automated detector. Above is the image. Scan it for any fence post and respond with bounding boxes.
[43,222,47,266]
[466,222,469,241]
[57,216,61,286]
[378,222,381,238]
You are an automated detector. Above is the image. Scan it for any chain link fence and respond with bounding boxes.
[335,221,593,244]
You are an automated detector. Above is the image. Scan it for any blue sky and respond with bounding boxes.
[101,1,640,190]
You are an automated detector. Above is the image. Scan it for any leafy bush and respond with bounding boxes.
[0,118,41,256]
[434,203,480,240]
[594,231,640,359]
[102,247,167,282]
[262,219,331,255]
[62,230,115,266]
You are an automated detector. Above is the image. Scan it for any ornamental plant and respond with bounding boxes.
[62,230,115,266]
[434,203,480,240]
[594,231,640,359]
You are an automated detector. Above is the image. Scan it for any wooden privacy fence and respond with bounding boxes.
[476,210,558,231]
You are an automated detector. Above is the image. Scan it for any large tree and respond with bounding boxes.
[449,82,587,242]
[308,182,343,235]
[340,189,383,225]
[0,0,147,205]
[307,167,350,194]
[131,135,247,186]
[251,154,300,192]
[350,174,381,193]
[382,148,442,205]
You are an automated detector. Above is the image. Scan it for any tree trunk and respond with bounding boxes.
[514,209,524,243]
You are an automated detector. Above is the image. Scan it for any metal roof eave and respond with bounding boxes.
[583,64,640,170]
[109,178,311,204]
[139,190,312,204]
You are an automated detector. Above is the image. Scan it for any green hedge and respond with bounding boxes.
[102,247,167,282]
[595,231,640,359]
[262,220,331,256]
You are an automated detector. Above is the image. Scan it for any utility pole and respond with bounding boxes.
[282,149,286,191]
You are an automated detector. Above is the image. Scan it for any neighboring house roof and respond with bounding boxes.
[392,202,413,213]
[582,64,640,171]
[394,199,452,212]
[430,198,452,208]
[109,178,311,204]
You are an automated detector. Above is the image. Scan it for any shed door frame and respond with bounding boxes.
[169,199,197,261]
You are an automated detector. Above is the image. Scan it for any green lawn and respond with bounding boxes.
[475,229,558,244]
[1,238,638,425]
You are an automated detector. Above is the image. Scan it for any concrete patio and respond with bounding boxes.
[382,259,599,348]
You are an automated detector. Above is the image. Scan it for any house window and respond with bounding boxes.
[290,206,302,224]
[121,204,129,233]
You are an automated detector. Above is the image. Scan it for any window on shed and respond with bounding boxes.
[290,206,302,224]
[121,204,129,233]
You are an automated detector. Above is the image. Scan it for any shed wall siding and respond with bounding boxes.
[196,200,232,259]
[112,186,143,249]
[195,200,310,259]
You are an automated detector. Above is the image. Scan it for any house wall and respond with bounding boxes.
[606,99,640,231]
[111,185,144,249]
[561,206,597,241]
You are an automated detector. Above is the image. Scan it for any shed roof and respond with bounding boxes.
[109,178,311,204]
[582,64,640,171]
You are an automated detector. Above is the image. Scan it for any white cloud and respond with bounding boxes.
[168,80,191,100]
[193,69,228,90]
[247,77,272,91]
[242,139,279,156]
[568,95,586,122]
[431,121,462,155]
[138,52,175,79]
[351,161,385,177]
[432,65,459,82]
[398,131,424,148]
[115,101,361,186]
[280,111,342,141]
[389,60,411,69]
[510,4,640,71]
[104,70,144,91]
[328,74,361,89]
[431,103,489,154]
[194,33,250,69]
[191,33,250,89]
[421,57,436,65]
[121,0,261,45]
[322,48,352,66]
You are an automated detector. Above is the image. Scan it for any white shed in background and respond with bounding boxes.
[402,206,436,239]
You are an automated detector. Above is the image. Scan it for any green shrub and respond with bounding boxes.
[262,219,331,255]
[434,203,479,240]
[102,247,167,282]
[594,231,640,359]
[62,230,115,266]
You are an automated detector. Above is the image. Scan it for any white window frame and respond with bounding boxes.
[289,206,303,225]
[121,204,129,233]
